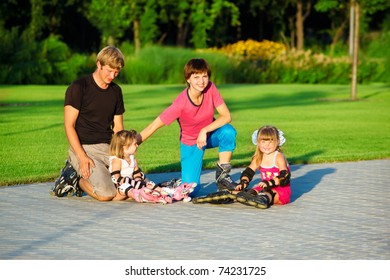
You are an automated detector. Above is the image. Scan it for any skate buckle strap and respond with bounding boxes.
[276,170,291,186]
[241,167,255,182]
[110,170,121,185]
[261,179,275,192]
[133,168,145,180]
[260,190,275,206]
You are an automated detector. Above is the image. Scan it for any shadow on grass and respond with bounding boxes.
[288,150,324,165]
[226,89,329,112]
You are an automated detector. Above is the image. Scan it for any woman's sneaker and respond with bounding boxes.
[51,160,80,197]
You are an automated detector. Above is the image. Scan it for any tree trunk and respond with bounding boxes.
[176,23,186,47]
[133,19,141,54]
[176,20,190,47]
[289,17,295,49]
[329,20,347,57]
[295,0,311,51]
[349,3,355,57]
[296,1,304,50]
[351,0,359,101]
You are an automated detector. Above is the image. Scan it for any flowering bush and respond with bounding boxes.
[216,39,287,61]
[206,40,384,84]
[270,49,352,83]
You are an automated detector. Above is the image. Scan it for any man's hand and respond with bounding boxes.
[79,155,95,179]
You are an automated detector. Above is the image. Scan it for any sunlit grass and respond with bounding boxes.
[0,83,389,186]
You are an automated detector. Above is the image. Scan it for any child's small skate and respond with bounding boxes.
[142,181,161,197]
[170,182,197,202]
[51,160,82,197]
[140,187,173,204]
[126,188,144,202]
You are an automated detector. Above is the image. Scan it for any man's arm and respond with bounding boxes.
[64,105,95,178]
[113,114,124,134]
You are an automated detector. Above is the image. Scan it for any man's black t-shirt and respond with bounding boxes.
[64,74,125,144]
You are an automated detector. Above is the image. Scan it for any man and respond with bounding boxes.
[52,46,126,201]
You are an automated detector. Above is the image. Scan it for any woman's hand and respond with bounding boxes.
[196,129,208,150]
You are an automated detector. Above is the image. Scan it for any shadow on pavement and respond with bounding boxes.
[290,167,336,203]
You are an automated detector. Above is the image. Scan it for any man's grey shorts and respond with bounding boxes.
[68,143,116,197]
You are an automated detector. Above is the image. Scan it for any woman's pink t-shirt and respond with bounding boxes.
[159,82,224,146]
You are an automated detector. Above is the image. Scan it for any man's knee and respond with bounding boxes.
[80,177,116,200]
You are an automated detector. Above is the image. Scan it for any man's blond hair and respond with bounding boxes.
[96,46,125,70]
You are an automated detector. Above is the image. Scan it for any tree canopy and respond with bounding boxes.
[1,0,388,52]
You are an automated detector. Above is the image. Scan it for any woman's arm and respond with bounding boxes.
[139,116,165,143]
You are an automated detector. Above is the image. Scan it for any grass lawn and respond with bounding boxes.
[0,83,389,186]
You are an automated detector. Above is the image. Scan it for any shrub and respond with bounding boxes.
[0,30,90,85]
[271,49,352,84]
[119,45,238,85]
[217,39,287,61]
[41,36,89,84]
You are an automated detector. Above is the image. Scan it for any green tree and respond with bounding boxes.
[315,0,349,56]
[85,0,160,52]
[315,0,389,100]
[139,0,159,46]
[156,0,191,46]
[85,0,131,46]
[237,0,292,47]
[190,0,240,48]
[157,0,239,48]
[23,0,46,41]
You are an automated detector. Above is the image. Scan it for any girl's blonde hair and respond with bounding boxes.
[109,130,137,159]
[252,125,281,166]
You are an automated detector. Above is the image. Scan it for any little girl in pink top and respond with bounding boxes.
[235,125,291,209]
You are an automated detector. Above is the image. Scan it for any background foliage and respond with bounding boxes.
[0,0,389,85]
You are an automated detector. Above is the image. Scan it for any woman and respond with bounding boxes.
[138,58,237,196]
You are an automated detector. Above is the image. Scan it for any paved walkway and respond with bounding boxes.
[0,160,389,260]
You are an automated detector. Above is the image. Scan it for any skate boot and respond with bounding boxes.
[192,190,236,204]
[139,187,173,204]
[74,184,84,197]
[171,182,197,202]
[127,188,143,202]
[157,178,182,189]
[51,160,80,197]
[236,190,271,209]
[216,162,237,192]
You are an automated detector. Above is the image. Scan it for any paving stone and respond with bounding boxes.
[0,160,389,260]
